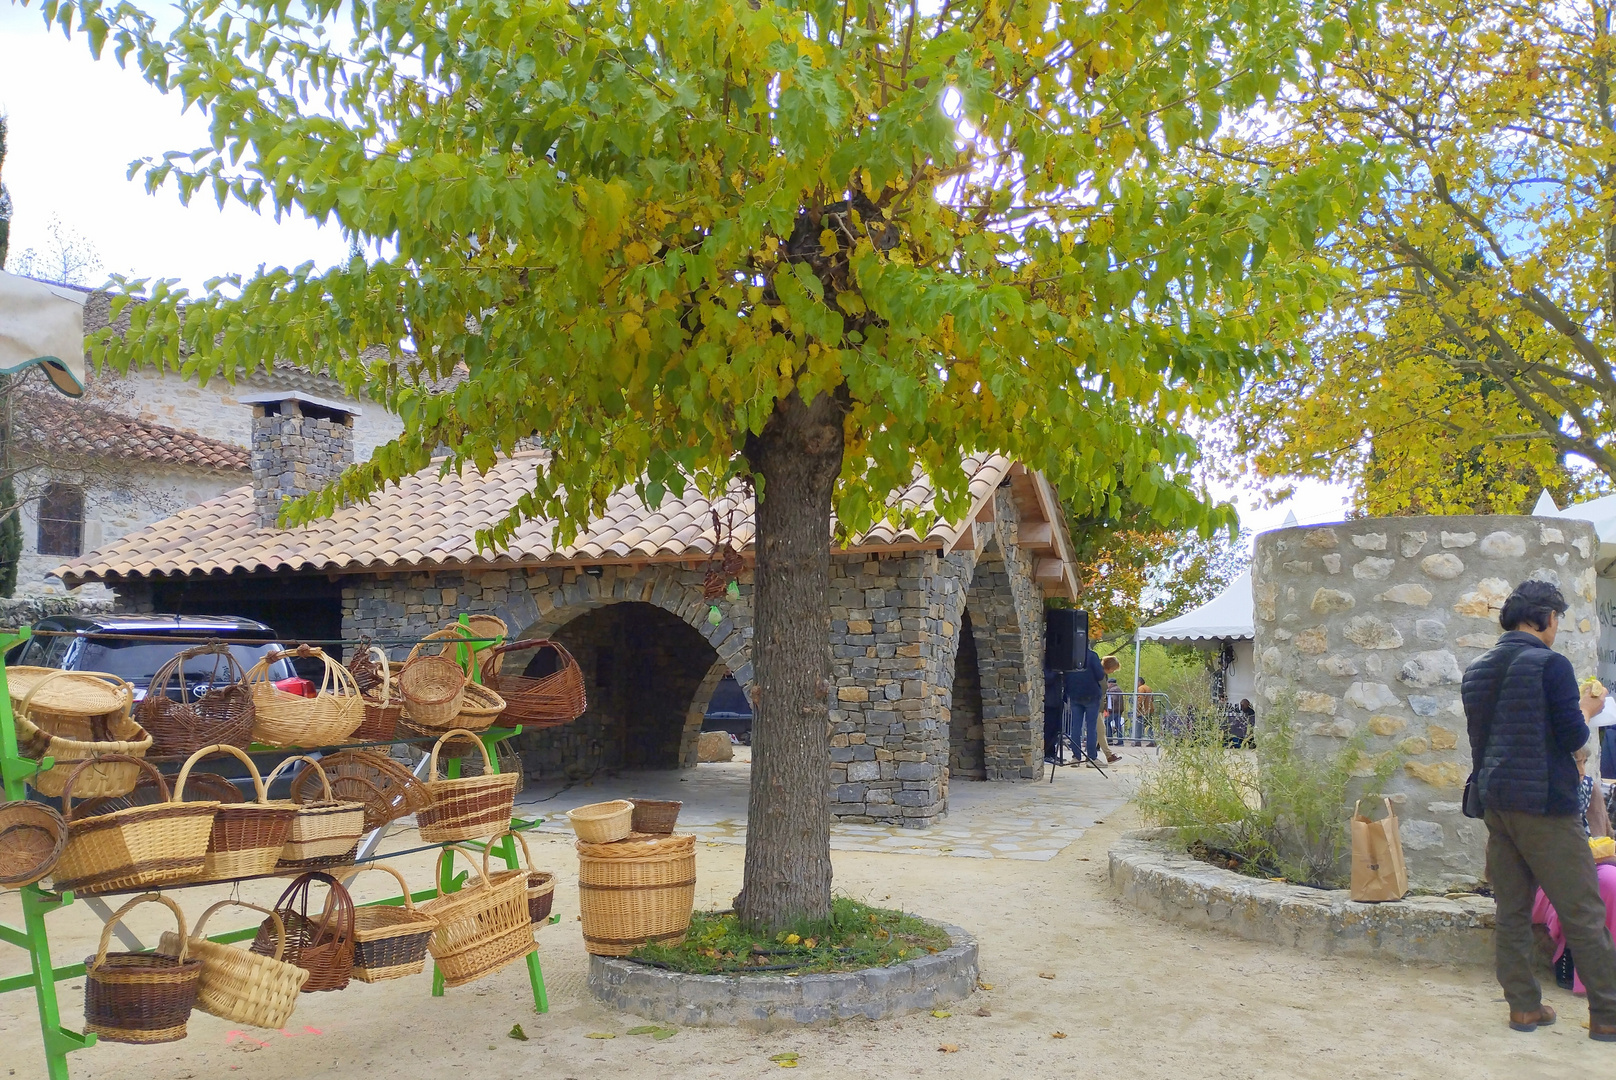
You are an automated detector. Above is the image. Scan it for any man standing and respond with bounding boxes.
[1462,580,1616,1041]
[1064,645,1107,765]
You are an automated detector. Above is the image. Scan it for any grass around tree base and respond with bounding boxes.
[630,897,952,975]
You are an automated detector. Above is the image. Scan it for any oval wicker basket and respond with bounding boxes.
[7,666,132,733]
[244,646,364,749]
[485,830,555,924]
[54,756,218,895]
[138,644,255,759]
[84,894,202,1045]
[175,745,297,883]
[419,847,535,988]
[480,640,588,729]
[459,615,508,659]
[292,750,433,833]
[575,834,696,956]
[263,756,367,865]
[0,799,67,887]
[158,901,308,1029]
[14,670,148,799]
[629,799,682,835]
[415,730,520,844]
[343,864,439,983]
[566,799,635,844]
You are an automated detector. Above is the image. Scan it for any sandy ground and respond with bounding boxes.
[4,770,1613,1079]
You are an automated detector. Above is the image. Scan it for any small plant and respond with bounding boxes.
[1134,694,1399,888]
[631,897,949,975]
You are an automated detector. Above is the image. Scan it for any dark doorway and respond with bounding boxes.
[949,608,986,781]
[149,575,346,666]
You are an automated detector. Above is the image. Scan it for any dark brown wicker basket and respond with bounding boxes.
[251,872,355,993]
[138,644,254,759]
[0,800,66,887]
[84,894,202,1044]
[480,640,587,728]
[630,800,682,835]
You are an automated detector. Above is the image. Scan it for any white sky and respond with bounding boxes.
[0,4,1353,535]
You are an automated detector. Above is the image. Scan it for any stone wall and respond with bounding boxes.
[1252,515,1599,890]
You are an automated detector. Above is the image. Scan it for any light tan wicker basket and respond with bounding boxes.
[263,756,368,864]
[158,901,309,1029]
[54,756,218,894]
[399,653,468,727]
[419,847,535,988]
[174,745,297,883]
[576,833,695,956]
[13,669,147,799]
[416,730,520,843]
[244,646,364,748]
[566,799,635,844]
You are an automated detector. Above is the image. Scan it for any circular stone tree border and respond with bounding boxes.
[587,923,978,1029]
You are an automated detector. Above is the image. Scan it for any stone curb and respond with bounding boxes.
[1109,829,1496,966]
[587,923,978,1029]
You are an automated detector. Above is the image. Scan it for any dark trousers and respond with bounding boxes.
[1602,726,1616,784]
[1043,707,1063,758]
[1486,809,1616,1025]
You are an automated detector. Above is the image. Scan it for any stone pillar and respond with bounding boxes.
[1252,515,1598,890]
[246,394,357,529]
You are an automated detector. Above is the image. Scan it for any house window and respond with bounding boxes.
[36,484,85,557]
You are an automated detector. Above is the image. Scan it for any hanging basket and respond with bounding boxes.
[292,749,433,833]
[159,901,308,1029]
[244,645,364,749]
[137,644,255,759]
[416,730,520,844]
[251,871,356,993]
[13,669,148,799]
[410,626,479,678]
[396,680,507,738]
[576,833,696,956]
[399,654,468,727]
[263,756,367,866]
[54,756,218,894]
[480,640,587,729]
[486,830,554,925]
[0,800,67,887]
[419,846,535,988]
[84,893,202,1045]
[344,864,438,983]
[175,745,297,883]
[348,646,402,742]
[458,615,508,659]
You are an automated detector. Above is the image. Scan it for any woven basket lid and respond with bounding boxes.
[7,666,129,715]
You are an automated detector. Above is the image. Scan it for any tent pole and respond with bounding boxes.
[1131,633,1142,743]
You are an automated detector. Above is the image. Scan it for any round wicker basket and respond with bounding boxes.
[575,834,696,956]
[566,799,635,844]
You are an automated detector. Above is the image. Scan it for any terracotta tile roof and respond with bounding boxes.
[22,391,250,473]
[54,452,1021,584]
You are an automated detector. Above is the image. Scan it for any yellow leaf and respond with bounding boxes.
[930,1009,952,1018]
[585,1032,616,1039]
[785,934,801,945]
[977,982,994,990]
[1088,116,1102,136]
[820,228,840,255]
[1051,1031,1068,1039]
[938,1043,959,1053]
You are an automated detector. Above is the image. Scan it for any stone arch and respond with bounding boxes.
[682,655,743,767]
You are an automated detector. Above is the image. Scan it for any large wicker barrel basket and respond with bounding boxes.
[575,833,695,956]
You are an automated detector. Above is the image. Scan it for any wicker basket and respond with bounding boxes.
[138,644,255,759]
[54,756,218,894]
[244,646,364,749]
[262,756,367,865]
[0,800,67,887]
[420,847,535,988]
[459,615,508,659]
[480,640,588,729]
[251,872,355,993]
[396,681,508,738]
[409,626,478,677]
[159,901,308,1029]
[349,647,402,742]
[175,745,297,883]
[416,730,520,843]
[576,833,696,956]
[567,799,635,844]
[485,831,554,925]
[293,750,432,833]
[13,670,148,799]
[84,893,202,1044]
[630,800,682,835]
[343,864,438,983]
[399,654,468,727]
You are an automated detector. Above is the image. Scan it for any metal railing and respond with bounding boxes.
[1106,691,1169,746]
[1110,693,1255,748]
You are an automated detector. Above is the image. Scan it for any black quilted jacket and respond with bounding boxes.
[1462,631,1589,817]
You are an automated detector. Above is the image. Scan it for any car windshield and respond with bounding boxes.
[72,637,293,687]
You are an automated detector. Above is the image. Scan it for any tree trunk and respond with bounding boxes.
[734,388,846,931]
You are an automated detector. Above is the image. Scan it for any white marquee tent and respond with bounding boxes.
[1131,569,1257,725]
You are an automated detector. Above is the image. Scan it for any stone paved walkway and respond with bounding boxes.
[519,746,1136,861]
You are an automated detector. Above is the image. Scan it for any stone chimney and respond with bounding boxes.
[242,392,358,529]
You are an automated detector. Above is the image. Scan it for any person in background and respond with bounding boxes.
[1101,656,1126,759]
[1063,646,1108,766]
[1462,579,1616,1042]
[1136,676,1155,723]
[1532,742,1616,994]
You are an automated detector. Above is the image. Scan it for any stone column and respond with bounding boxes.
[1252,515,1598,890]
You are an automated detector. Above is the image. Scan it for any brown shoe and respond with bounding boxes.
[1105,752,1121,764]
[1592,1020,1616,1043]
[1509,1004,1557,1032]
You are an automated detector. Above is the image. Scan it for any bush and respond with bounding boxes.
[1133,695,1399,888]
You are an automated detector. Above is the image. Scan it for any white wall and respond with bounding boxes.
[1226,639,1256,704]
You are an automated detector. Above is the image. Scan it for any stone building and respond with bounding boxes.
[1251,516,1599,890]
[55,393,1080,826]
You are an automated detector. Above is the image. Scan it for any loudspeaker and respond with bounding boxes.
[1045,608,1088,671]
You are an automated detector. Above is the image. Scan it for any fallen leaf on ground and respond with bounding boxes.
[977,981,993,990]
[769,1053,799,1062]
[508,1024,528,1041]
[938,1043,959,1053]
[585,1032,616,1040]
[652,1028,677,1041]
[1052,1032,1068,1039]
[627,1026,660,1036]
[1038,971,1056,980]
[975,1007,992,1017]
[930,1010,952,1018]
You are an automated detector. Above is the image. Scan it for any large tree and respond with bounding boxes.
[38,0,1373,929]
[1221,0,1616,513]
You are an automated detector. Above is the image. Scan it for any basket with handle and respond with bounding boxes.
[263,756,367,866]
[244,645,364,748]
[343,864,439,983]
[399,654,468,727]
[480,640,587,728]
[76,770,245,819]
[13,669,148,798]
[348,645,403,742]
[416,730,521,843]
[575,833,696,956]
[53,756,218,894]
[251,871,356,993]
[0,800,67,887]
[137,643,255,759]
[396,680,507,738]
[174,745,297,883]
[458,614,508,660]
[83,893,202,1044]
[292,749,433,833]
[486,830,555,924]
[158,901,308,1028]
[566,799,635,844]
[419,846,535,988]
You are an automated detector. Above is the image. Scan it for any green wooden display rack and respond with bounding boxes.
[0,621,550,1080]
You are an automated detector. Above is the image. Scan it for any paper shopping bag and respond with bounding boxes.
[1350,798,1409,902]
